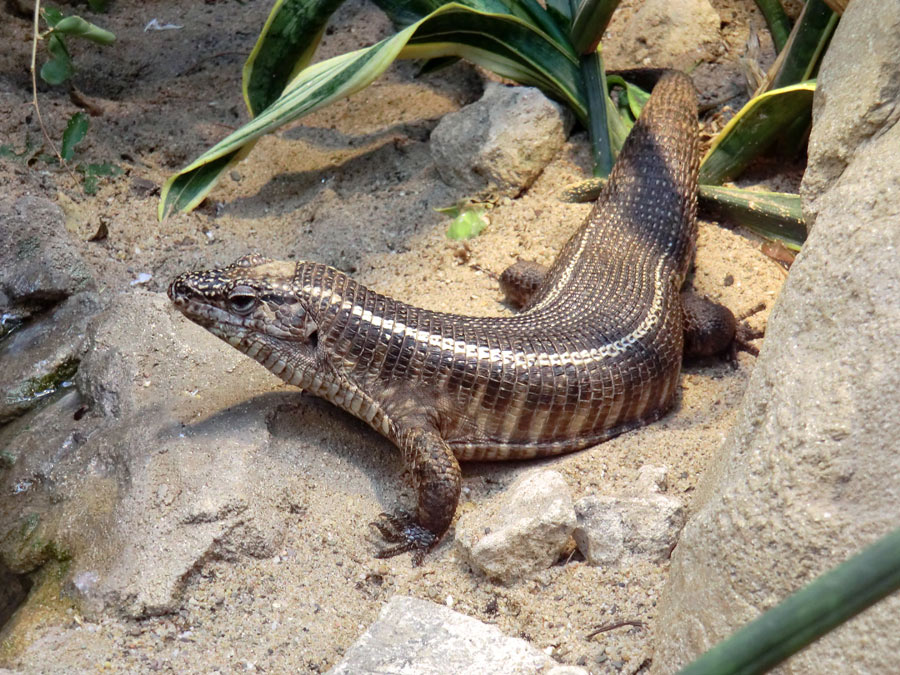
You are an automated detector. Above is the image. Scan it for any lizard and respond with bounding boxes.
[168,71,759,563]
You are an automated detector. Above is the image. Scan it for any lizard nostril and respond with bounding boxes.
[168,276,193,302]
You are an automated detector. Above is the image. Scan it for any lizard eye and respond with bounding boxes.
[228,286,258,315]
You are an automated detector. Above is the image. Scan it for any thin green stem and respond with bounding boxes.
[679,527,900,675]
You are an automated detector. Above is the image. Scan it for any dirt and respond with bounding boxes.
[0,0,792,672]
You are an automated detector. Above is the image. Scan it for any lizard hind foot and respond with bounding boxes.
[370,510,438,565]
[730,302,767,360]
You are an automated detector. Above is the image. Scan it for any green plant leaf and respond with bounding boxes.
[160,2,584,218]
[570,0,623,55]
[52,15,116,45]
[40,58,72,85]
[754,0,792,53]
[582,50,613,176]
[41,6,65,27]
[698,184,804,249]
[769,0,836,90]
[87,0,112,11]
[41,34,73,85]
[544,0,572,26]
[61,111,90,161]
[78,161,123,194]
[242,0,346,116]
[607,74,650,121]
[446,208,488,239]
[699,81,815,185]
[679,527,900,675]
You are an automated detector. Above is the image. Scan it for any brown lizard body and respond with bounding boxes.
[169,72,754,561]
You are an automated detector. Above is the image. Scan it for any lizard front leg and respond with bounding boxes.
[371,426,461,564]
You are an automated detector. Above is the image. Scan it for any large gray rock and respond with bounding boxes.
[0,196,94,310]
[653,2,900,671]
[430,83,573,197]
[328,595,554,674]
[1,291,289,617]
[455,469,576,583]
[0,195,101,423]
[0,291,101,423]
[801,1,900,225]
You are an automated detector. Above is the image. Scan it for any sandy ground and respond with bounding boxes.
[0,0,792,672]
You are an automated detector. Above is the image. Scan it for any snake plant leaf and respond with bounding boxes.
[372,0,573,83]
[606,74,650,124]
[160,3,585,218]
[767,0,837,91]
[569,0,623,55]
[243,0,347,115]
[698,185,804,250]
[753,0,792,53]
[544,0,572,26]
[699,81,815,185]
[679,527,900,675]
[373,0,450,27]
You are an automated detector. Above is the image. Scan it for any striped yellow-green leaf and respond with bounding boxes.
[768,0,837,91]
[699,81,815,185]
[243,0,346,115]
[570,0,623,55]
[159,2,584,218]
[698,184,804,250]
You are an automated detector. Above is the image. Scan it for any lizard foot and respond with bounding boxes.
[370,511,438,565]
[728,302,767,363]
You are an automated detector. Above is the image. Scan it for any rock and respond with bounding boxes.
[328,595,554,674]
[0,195,102,423]
[653,3,900,671]
[455,469,576,583]
[430,83,573,196]
[0,291,289,618]
[547,667,590,675]
[0,559,30,628]
[0,196,95,312]
[801,2,900,225]
[603,0,721,71]
[573,466,684,567]
[0,291,101,423]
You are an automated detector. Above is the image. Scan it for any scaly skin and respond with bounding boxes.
[169,72,753,561]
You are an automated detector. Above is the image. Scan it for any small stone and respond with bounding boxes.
[574,473,685,567]
[328,596,553,674]
[455,469,576,583]
[633,465,668,494]
[430,83,573,197]
[547,667,591,675]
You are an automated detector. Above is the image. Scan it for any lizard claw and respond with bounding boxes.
[370,511,438,565]
[727,302,767,365]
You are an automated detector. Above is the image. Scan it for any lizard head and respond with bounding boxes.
[168,254,320,375]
